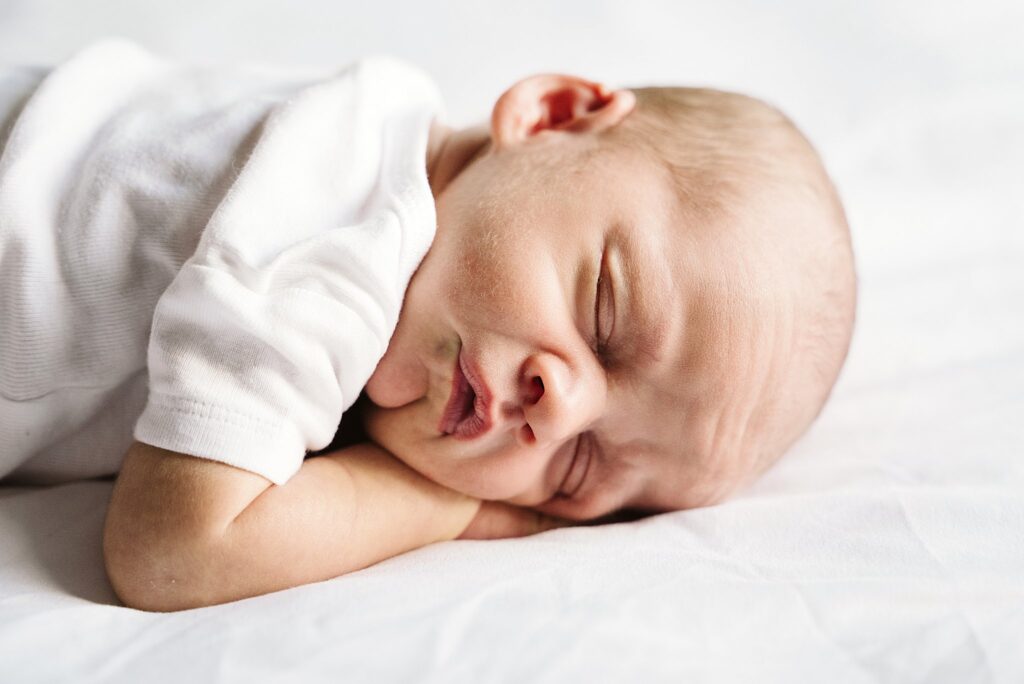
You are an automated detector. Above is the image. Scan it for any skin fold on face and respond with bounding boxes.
[360,75,789,521]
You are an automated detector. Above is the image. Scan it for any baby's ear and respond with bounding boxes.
[490,74,635,150]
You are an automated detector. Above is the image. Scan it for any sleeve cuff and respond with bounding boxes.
[133,392,306,485]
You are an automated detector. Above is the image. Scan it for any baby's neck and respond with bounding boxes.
[426,121,490,198]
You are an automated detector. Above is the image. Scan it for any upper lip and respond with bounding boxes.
[460,352,492,419]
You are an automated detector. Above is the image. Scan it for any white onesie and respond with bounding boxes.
[0,39,443,485]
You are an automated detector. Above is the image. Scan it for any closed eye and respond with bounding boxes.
[555,433,582,499]
[557,431,594,500]
[594,248,615,358]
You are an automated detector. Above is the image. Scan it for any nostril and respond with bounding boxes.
[519,424,536,445]
[527,376,544,404]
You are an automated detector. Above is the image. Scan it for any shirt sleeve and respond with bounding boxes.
[133,58,441,484]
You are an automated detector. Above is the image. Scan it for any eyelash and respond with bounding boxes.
[593,255,613,361]
[559,432,591,500]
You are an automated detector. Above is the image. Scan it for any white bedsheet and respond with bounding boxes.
[2,1,1022,681]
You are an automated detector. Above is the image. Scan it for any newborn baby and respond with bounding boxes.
[0,41,855,610]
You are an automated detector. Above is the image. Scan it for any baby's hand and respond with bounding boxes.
[457,500,574,540]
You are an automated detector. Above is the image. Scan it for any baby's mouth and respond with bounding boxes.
[438,348,491,440]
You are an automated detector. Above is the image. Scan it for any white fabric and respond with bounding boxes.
[1,1,1022,682]
[0,40,442,485]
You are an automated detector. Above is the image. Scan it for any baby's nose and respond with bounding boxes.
[518,352,602,447]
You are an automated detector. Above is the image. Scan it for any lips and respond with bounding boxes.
[438,347,492,440]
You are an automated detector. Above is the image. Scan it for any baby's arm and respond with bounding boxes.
[104,441,562,612]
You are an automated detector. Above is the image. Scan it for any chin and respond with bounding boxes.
[363,372,406,410]
[361,404,401,453]
[361,403,514,500]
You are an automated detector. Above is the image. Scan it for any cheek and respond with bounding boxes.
[444,224,537,322]
[448,447,550,501]
[365,257,456,409]
[364,302,432,409]
[454,270,546,347]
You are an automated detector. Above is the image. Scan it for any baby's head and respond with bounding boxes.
[361,74,856,520]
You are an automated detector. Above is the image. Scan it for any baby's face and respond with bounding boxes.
[362,134,783,520]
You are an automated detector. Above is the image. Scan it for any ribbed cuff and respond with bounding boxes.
[132,392,304,485]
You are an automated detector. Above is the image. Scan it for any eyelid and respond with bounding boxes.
[556,433,584,498]
[558,431,593,499]
[595,249,615,354]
